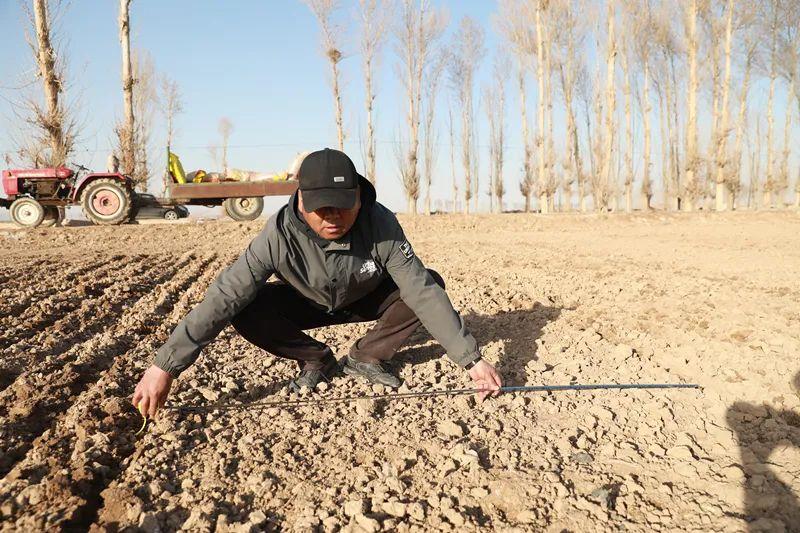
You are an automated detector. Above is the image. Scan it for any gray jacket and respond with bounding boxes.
[154,178,480,376]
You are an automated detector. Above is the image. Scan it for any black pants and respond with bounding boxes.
[231,270,445,371]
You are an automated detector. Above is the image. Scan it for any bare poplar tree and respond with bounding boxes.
[158,74,183,150]
[651,2,682,211]
[130,51,156,191]
[357,0,388,184]
[448,16,484,214]
[447,104,458,212]
[682,0,701,211]
[729,37,757,209]
[118,0,135,176]
[712,0,736,210]
[396,0,446,215]
[776,2,799,208]
[532,0,551,213]
[305,0,345,150]
[552,0,586,213]
[158,73,183,194]
[483,56,509,213]
[760,1,780,209]
[494,0,535,212]
[596,0,617,212]
[19,0,76,166]
[618,7,634,213]
[422,50,448,215]
[218,117,233,176]
[628,0,656,210]
[575,63,594,212]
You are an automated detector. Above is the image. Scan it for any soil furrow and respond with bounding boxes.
[0,256,128,331]
[0,256,150,350]
[0,253,220,530]
[0,255,166,391]
[0,258,111,318]
[0,255,198,478]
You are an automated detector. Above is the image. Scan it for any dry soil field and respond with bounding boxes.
[0,211,798,532]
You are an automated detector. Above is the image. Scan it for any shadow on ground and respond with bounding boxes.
[726,372,800,531]
[392,303,562,386]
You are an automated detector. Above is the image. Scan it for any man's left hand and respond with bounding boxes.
[468,360,502,401]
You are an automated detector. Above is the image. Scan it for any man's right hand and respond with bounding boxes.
[132,365,174,418]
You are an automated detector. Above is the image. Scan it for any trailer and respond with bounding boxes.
[165,180,298,221]
[1,154,300,227]
[164,152,298,221]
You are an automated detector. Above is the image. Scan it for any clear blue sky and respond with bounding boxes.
[1,0,796,216]
[0,0,509,214]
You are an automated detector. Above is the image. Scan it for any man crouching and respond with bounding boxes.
[133,148,501,416]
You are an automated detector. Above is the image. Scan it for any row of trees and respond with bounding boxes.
[11,1,800,211]
[306,0,800,213]
[12,0,185,191]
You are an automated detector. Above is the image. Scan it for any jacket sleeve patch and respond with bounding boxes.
[399,241,414,259]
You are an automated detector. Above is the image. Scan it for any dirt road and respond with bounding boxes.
[1,211,798,531]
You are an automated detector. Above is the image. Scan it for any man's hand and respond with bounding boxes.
[132,365,174,418]
[468,360,502,401]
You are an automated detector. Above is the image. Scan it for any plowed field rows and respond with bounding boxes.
[0,212,798,532]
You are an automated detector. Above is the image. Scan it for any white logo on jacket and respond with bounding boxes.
[399,241,414,259]
[359,260,378,275]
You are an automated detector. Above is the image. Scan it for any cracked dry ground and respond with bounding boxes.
[1,211,799,532]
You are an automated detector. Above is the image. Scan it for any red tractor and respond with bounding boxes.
[1,165,134,228]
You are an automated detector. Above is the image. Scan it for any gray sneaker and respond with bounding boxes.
[343,355,401,388]
[288,356,338,392]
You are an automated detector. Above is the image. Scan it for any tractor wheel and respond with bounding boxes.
[224,197,263,221]
[81,178,132,225]
[40,206,64,228]
[164,209,179,221]
[10,198,45,228]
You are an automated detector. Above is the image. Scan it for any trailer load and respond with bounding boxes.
[164,152,297,221]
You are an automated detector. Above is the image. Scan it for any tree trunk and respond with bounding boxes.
[518,64,533,212]
[365,55,377,184]
[731,43,754,211]
[448,106,458,213]
[683,0,698,211]
[407,196,417,215]
[561,62,581,214]
[534,1,548,213]
[641,61,652,210]
[119,0,135,176]
[752,119,762,209]
[33,0,66,166]
[600,0,616,213]
[778,79,794,209]
[667,58,681,211]
[331,59,345,151]
[715,0,735,211]
[765,13,778,209]
[543,13,555,210]
[462,102,471,215]
[621,40,633,213]
[425,185,431,215]
[591,62,604,210]
[495,73,506,214]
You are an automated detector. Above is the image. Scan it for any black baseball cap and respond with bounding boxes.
[297,148,362,211]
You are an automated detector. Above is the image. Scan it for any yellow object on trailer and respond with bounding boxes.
[168,152,205,184]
